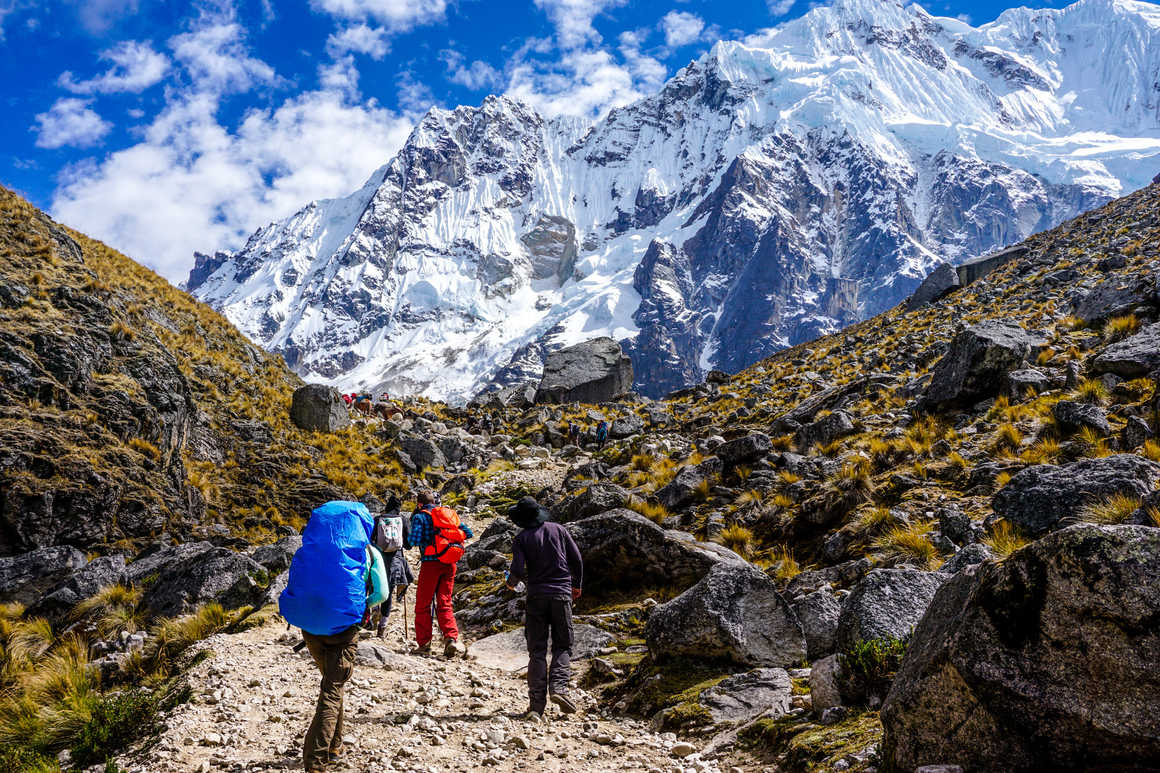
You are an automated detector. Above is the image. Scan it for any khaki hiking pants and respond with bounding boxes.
[302,625,359,772]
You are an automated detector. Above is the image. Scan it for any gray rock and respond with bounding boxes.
[557,483,631,523]
[937,507,980,547]
[698,667,792,723]
[289,384,350,432]
[881,525,1160,773]
[792,589,841,659]
[835,569,947,651]
[1091,322,1160,378]
[398,433,447,470]
[535,337,633,404]
[470,624,614,672]
[567,510,741,599]
[1051,400,1111,436]
[27,555,128,620]
[1006,369,1051,400]
[125,541,216,585]
[0,545,88,605]
[609,413,644,439]
[655,459,721,510]
[809,654,843,713]
[355,641,409,669]
[941,543,995,575]
[921,322,1046,409]
[250,536,302,575]
[795,411,856,451]
[715,432,772,466]
[1070,273,1157,324]
[906,262,961,311]
[1122,416,1152,450]
[784,558,873,596]
[646,563,806,668]
[140,547,268,618]
[992,455,1160,537]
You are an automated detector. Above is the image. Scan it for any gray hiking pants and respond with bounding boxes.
[525,596,573,713]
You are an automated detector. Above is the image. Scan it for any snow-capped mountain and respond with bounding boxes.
[188,0,1160,402]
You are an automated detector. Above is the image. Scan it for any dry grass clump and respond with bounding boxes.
[1102,314,1139,343]
[1075,378,1109,405]
[1081,494,1142,525]
[1143,440,1160,463]
[718,524,755,558]
[872,521,939,569]
[990,423,1024,456]
[983,521,1029,558]
[626,497,670,524]
[767,545,801,583]
[72,585,143,638]
[1076,426,1112,458]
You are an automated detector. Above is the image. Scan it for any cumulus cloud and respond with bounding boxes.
[33,98,112,148]
[51,90,415,283]
[507,48,653,119]
[660,10,704,48]
[70,0,140,35]
[441,50,502,91]
[310,0,448,31]
[767,0,795,16]
[59,40,169,94]
[171,21,279,94]
[327,23,390,59]
[533,0,627,49]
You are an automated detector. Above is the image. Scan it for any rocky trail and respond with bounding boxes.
[118,604,748,773]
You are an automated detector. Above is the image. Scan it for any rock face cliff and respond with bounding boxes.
[189,0,1160,401]
[0,188,347,556]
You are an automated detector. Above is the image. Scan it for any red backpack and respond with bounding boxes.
[423,506,467,564]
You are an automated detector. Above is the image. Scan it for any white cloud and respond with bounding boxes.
[506,48,652,120]
[70,0,140,35]
[33,98,112,148]
[767,0,795,16]
[59,40,169,94]
[51,90,415,283]
[171,22,279,94]
[660,10,704,48]
[533,0,626,49]
[310,0,448,31]
[327,23,389,59]
[441,50,502,91]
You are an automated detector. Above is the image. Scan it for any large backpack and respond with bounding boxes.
[422,506,467,565]
[373,514,404,553]
[279,501,375,636]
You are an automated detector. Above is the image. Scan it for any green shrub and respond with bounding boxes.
[839,637,908,699]
[70,689,163,767]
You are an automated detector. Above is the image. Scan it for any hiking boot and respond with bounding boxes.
[414,642,431,657]
[376,625,386,639]
[550,692,579,714]
[444,638,466,658]
[520,708,544,723]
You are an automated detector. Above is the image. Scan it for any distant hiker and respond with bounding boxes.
[342,393,353,407]
[280,501,388,773]
[506,496,584,719]
[595,420,609,450]
[567,422,580,446]
[408,490,473,657]
[372,494,414,638]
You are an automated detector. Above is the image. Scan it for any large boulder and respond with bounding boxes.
[140,546,268,618]
[655,458,721,511]
[250,535,302,575]
[921,322,1046,409]
[609,412,644,439]
[715,432,772,467]
[535,337,633,404]
[1051,400,1111,436]
[289,384,350,432]
[469,623,614,672]
[556,482,631,523]
[906,262,961,311]
[567,510,741,599]
[792,589,842,659]
[881,525,1160,772]
[1091,322,1160,378]
[646,563,806,668]
[794,411,856,451]
[698,667,793,724]
[398,433,447,470]
[27,555,128,620]
[0,545,88,605]
[992,455,1160,537]
[835,569,947,652]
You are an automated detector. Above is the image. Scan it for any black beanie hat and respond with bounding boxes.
[509,496,550,528]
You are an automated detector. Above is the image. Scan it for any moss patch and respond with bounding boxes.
[741,710,882,772]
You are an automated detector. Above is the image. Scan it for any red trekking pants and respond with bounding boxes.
[414,561,459,646]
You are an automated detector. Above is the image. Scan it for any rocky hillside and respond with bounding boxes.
[0,186,418,557]
[188,0,1160,402]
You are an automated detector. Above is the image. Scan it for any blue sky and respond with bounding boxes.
[0,0,1081,283]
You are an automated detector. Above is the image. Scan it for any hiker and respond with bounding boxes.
[279,501,388,773]
[595,420,609,449]
[408,490,472,657]
[567,422,580,446]
[505,496,584,719]
[342,393,353,407]
[371,495,414,638]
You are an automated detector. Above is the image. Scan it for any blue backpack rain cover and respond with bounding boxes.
[279,501,374,636]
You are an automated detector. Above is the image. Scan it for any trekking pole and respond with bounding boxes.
[403,593,409,642]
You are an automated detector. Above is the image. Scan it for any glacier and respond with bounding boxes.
[188,0,1160,402]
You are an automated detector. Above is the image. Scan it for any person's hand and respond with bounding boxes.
[396,586,407,602]
[572,587,582,602]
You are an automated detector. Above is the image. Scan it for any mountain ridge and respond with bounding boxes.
[188,0,1160,402]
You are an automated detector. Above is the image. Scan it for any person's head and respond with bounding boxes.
[414,489,438,508]
[383,493,402,513]
[508,496,550,529]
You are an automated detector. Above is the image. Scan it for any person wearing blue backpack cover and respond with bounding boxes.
[279,500,387,773]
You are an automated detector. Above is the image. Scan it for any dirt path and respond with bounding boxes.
[119,607,751,773]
